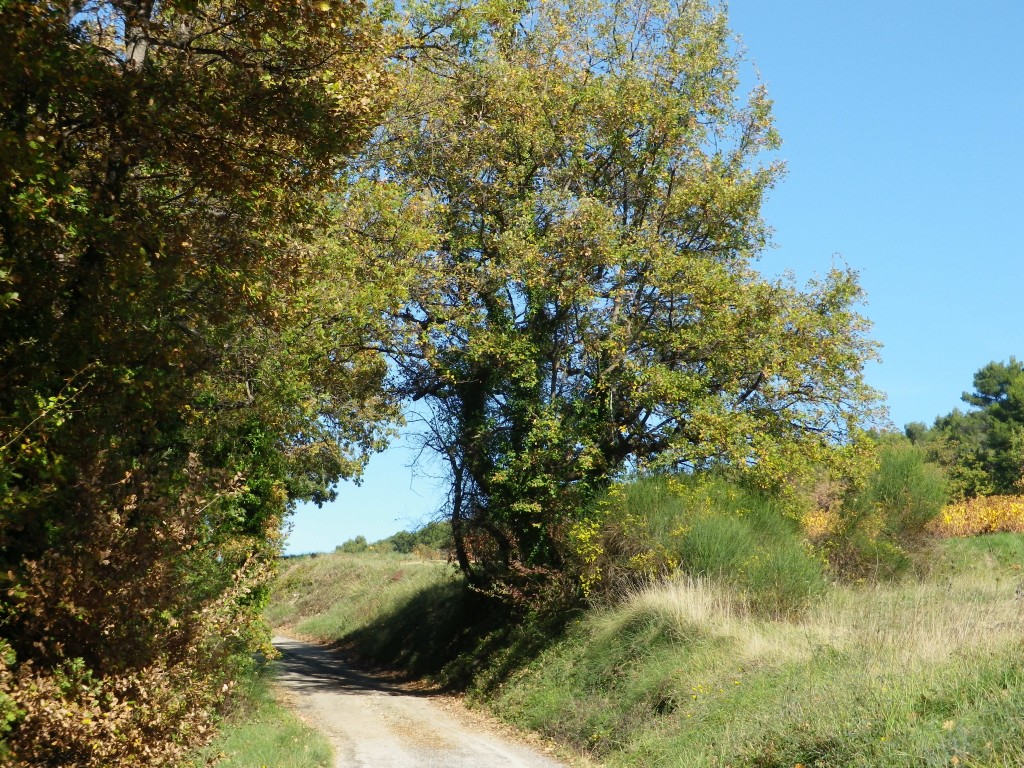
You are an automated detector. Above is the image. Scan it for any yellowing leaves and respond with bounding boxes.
[929,496,1024,538]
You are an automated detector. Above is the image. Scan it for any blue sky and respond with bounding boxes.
[284,0,1024,554]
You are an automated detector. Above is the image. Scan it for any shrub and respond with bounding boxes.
[861,439,947,539]
[824,437,947,579]
[387,530,418,554]
[0,461,280,766]
[370,521,454,557]
[336,535,369,554]
[929,495,1024,537]
[573,475,826,617]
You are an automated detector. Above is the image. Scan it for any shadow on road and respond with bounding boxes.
[272,636,435,698]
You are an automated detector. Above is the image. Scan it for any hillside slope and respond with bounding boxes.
[268,536,1024,767]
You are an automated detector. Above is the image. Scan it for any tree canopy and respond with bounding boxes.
[907,358,1024,498]
[345,0,882,587]
[0,0,395,762]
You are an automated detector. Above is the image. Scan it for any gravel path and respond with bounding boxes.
[272,635,569,768]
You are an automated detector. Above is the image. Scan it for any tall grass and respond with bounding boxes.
[491,536,1024,767]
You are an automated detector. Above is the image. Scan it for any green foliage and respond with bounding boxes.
[0,641,17,762]
[0,0,393,763]
[337,535,370,554]
[413,520,456,551]
[386,530,418,554]
[825,436,947,579]
[372,520,454,554]
[908,358,1024,499]
[854,436,947,538]
[575,476,826,616]
[348,0,881,591]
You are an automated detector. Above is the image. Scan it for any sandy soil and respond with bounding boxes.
[272,635,570,768]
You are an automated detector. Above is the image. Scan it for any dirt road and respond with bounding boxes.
[272,635,569,768]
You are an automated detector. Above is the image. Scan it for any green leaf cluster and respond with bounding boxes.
[345,0,882,589]
[0,0,396,763]
[906,358,1024,499]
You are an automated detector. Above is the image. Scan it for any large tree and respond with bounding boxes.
[345,0,881,588]
[907,358,1024,498]
[0,1,394,763]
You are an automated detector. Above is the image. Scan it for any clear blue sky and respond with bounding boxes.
[283,0,1024,554]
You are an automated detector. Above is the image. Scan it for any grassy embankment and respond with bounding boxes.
[186,549,454,767]
[186,671,332,768]
[267,486,1024,768]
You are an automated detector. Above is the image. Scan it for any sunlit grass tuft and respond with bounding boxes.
[186,672,332,768]
[619,570,1024,670]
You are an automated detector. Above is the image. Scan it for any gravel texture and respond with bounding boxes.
[272,635,569,768]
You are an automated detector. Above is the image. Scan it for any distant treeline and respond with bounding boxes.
[335,521,454,556]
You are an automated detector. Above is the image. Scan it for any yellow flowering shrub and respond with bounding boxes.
[570,515,607,597]
[800,507,841,542]
[929,495,1024,538]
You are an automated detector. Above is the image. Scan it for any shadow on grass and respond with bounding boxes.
[340,579,577,693]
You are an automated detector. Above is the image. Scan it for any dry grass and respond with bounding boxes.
[617,570,1024,670]
[813,574,1024,665]
[267,552,456,641]
[612,578,823,664]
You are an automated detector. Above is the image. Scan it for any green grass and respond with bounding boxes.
[939,531,1024,574]
[268,551,458,642]
[488,539,1024,767]
[268,551,552,688]
[265,534,1024,767]
[186,671,332,768]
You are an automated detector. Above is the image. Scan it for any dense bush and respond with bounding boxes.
[821,437,947,579]
[336,535,370,554]
[929,495,1024,537]
[857,437,948,538]
[573,476,826,616]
